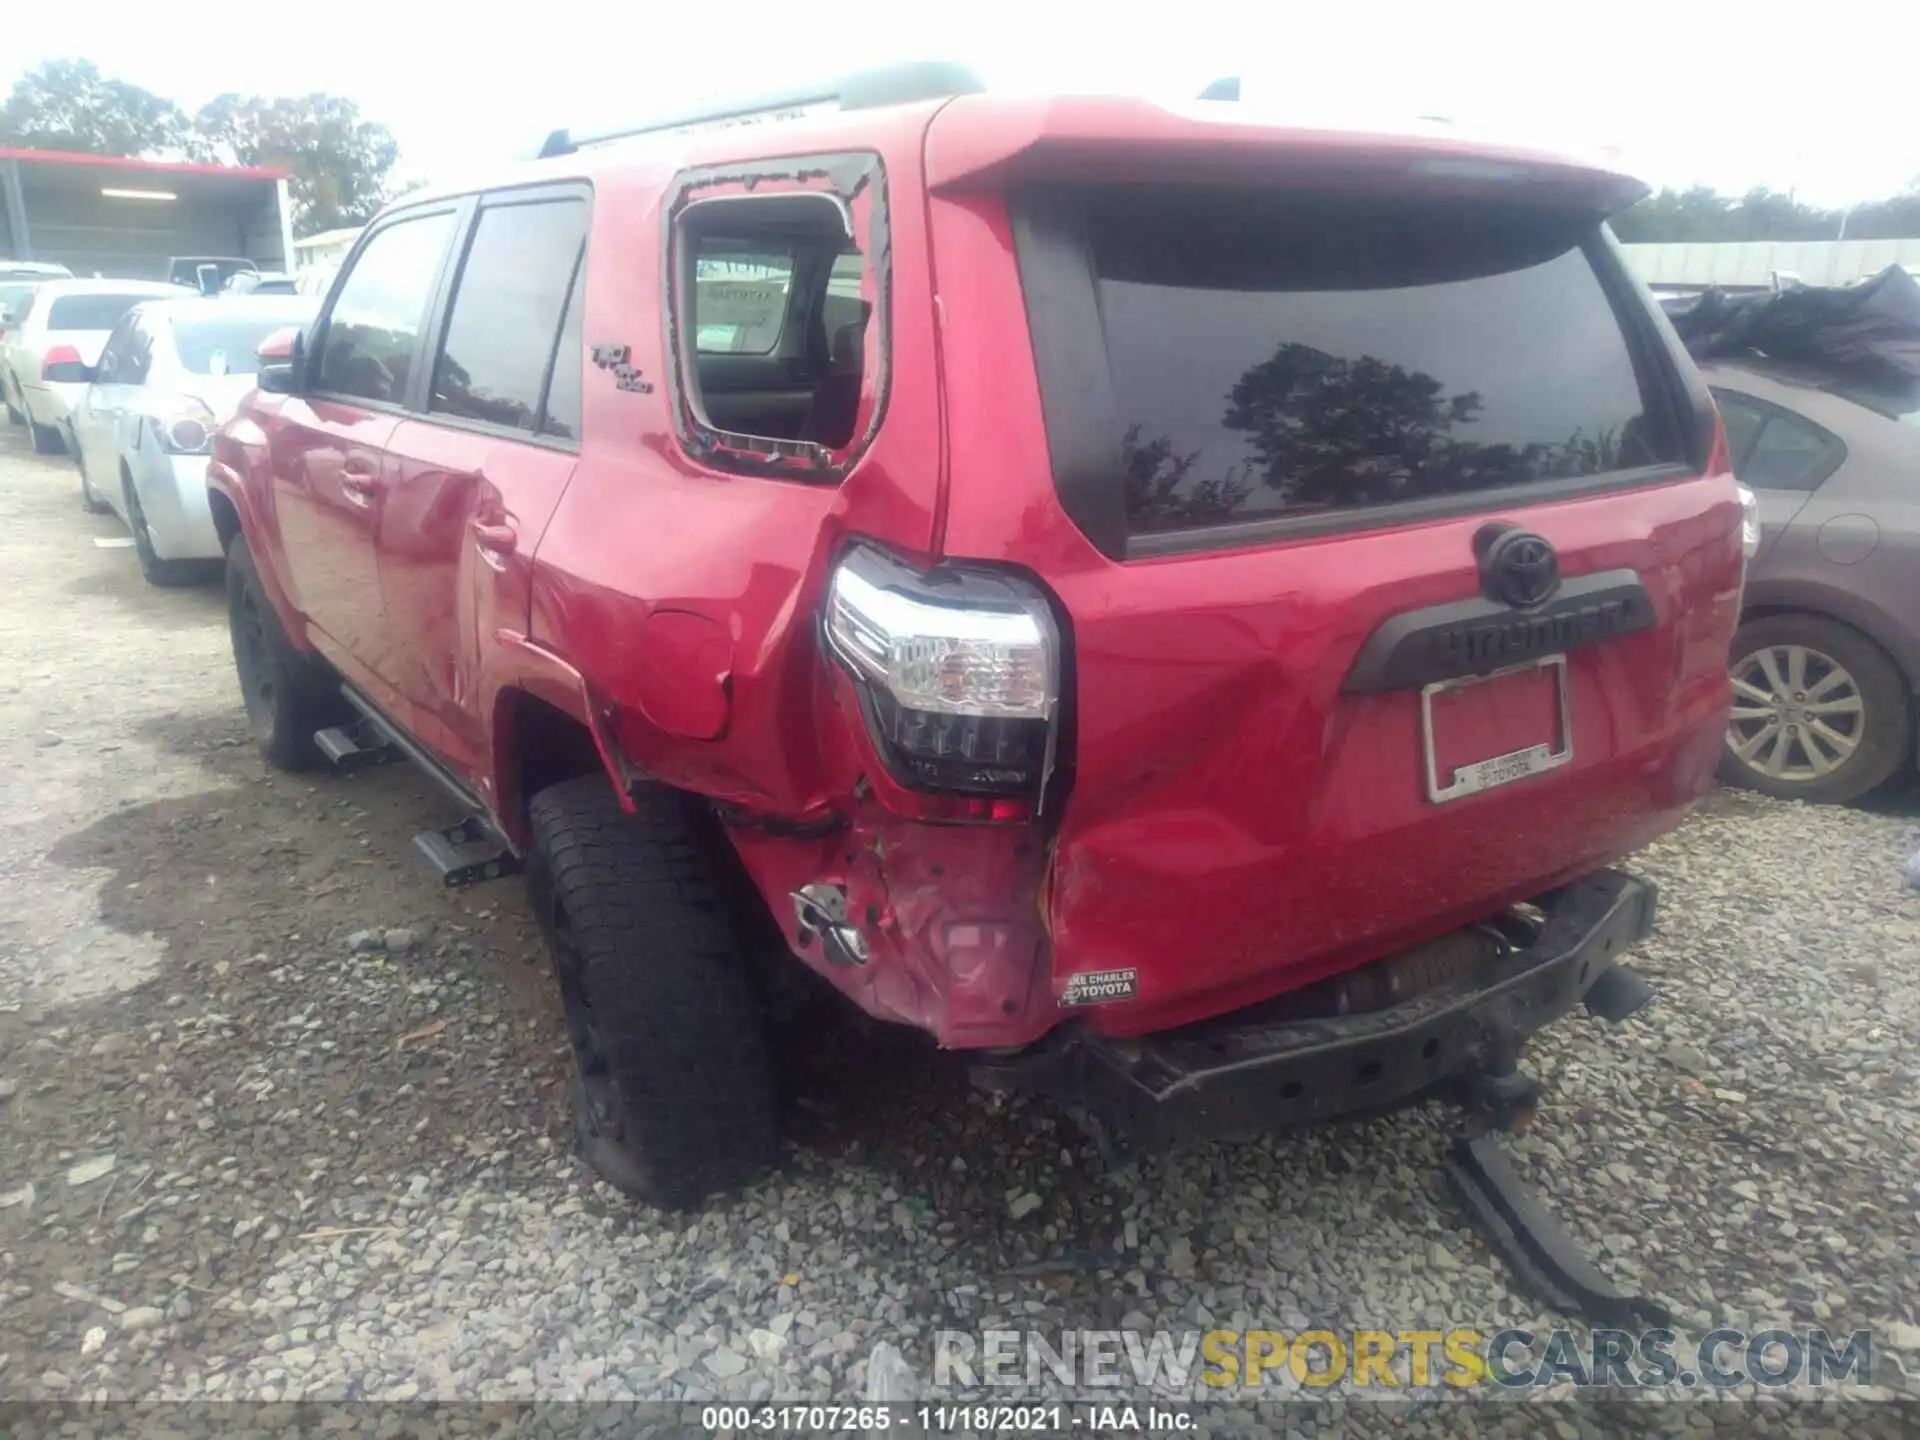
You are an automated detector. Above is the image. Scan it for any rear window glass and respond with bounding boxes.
[170,311,313,376]
[1069,189,1680,537]
[47,293,157,332]
[0,282,39,317]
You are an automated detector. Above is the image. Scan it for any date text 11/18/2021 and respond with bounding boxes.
[698,1404,1194,1432]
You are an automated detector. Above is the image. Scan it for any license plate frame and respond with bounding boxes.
[1421,654,1573,804]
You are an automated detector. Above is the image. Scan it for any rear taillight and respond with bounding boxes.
[824,543,1060,812]
[1737,482,1760,560]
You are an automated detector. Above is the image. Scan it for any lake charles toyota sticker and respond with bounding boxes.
[1061,968,1139,1006]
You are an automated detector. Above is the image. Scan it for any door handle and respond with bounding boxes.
[471,521,518,557]
[339,470,384,506]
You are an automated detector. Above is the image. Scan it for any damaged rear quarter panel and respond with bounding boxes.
[530,114,1019,1032]
[724,803,1056,1048]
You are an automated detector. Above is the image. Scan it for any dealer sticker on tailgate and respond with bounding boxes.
[1061,968,1139,1006]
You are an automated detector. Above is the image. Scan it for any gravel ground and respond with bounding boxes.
[2,420,1919,1433]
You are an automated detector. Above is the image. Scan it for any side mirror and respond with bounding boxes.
[256,326,304,395]
[41,344,95,385]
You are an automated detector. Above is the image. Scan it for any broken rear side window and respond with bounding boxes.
[1020,186,1685,543]
[670,178,882,473]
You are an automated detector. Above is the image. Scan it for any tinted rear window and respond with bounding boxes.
[47,293,157,332]
[1034,188,1682,541]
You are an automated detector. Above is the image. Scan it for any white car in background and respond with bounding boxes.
[0,262,75,339]
[1,278,191,454]
[57,295,317,585]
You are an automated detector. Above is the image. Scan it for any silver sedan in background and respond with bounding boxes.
[62,295,317,584]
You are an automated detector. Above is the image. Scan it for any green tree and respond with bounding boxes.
[1844,184,1920,241]
[1613,182,1920,244]
[0,59,193,157]
[193,93,399,234]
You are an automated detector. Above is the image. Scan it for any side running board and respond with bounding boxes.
[314,718,397,771]
[412,817,518,889]
[318,688,521,889]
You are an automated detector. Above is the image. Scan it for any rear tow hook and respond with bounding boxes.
[1445,1045,1671,1328]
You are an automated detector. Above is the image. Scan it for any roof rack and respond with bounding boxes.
[537,61,986,160]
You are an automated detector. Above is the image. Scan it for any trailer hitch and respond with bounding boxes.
[1445,1045,1671,1328]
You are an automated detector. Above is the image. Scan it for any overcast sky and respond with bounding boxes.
[11,0,1913,207]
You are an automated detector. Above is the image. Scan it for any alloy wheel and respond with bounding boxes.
[1726,644,1865,784]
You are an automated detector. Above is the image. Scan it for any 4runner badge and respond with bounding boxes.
[590,343,653,393]
[1060,968,1139,1006]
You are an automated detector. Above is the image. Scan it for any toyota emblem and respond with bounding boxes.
[1480,527,1561,609]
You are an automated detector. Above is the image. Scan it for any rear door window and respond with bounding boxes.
[1717,393,1767,468]
[1712,388,1846,491]
[46,293,160,332]
[92,317,138,385]
[314,210,459,405]
[539,249,585,442]
[1015,187,1685,551]
[1741,412,1845,491]
[429,194,587,434]
[118,319,155,386]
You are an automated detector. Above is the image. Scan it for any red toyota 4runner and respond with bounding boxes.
[209,66,1749,1211]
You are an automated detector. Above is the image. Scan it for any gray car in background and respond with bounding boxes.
[1705,357,1920,803]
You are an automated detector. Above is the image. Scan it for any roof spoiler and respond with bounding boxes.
[537,61,986,159]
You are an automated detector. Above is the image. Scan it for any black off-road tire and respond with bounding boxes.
[527,777,780,1209]
[225,535,348,770]
[1720,613,1911,804]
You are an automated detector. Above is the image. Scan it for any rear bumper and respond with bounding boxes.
[22,380,84,426]
[976,869,1656,1146]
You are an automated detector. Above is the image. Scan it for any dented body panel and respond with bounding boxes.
[210,93,1742,1055]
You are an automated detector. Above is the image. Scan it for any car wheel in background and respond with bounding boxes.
[29,417,66,454]
[76,449,108,513]
[124,474,198,586]
[3,379,22,426]
[526,776,780,1209]
[1719,613,1911,804]
[225,535,349,770]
